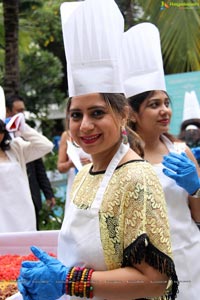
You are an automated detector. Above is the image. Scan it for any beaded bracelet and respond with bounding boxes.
[66,267,94,298]
[66,267,74,296]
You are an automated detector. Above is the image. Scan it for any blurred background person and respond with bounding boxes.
[178,91,200,165]
[6,94,25,116]
[6,94,56,230]
[0,86,53,232]
[26,158,56,230]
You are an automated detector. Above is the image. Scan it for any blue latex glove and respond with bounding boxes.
[162,152,200,195]
[18,260,44,300]
[5,117,11,125]
[17,246,69,300]
[191,147,200,160]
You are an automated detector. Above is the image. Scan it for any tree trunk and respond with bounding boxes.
[3,0,19,96]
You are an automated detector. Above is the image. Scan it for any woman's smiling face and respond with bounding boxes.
[68,93,123,156]
[133,90,172,136]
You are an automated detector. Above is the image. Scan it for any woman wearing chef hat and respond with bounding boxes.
[17,1,178,300]
[125,22,200,300]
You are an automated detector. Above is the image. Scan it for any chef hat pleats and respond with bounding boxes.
[182,90,200,122]
[122,22,166,98]
[60,0,124,97]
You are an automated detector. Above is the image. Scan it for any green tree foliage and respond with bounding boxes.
[19,42,65,114]
[138,0,200,73]
[116,0,144,28]
[39,194,65,230]
[26,0,68,93]
[0,0,66,115]
[115,0,200,73]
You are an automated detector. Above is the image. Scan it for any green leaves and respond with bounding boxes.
[19,44,64,114]
[139,0,200,73]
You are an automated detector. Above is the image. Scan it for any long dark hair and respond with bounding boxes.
[66,93,144,157]
[128,90,177,143]
[0,119,11,150]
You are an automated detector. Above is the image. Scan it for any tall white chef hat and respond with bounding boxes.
[182,90,200,122]
[121,22,166,98]
[60,0,124,97]
[0,86,6,122]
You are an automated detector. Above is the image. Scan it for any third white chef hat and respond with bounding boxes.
[182,90,200,122]
[0,86,6,122]
[60,0,124,97]
[122,22,166,98]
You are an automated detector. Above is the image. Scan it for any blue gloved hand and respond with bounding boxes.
[17,261,44,300]
[191,147,200,160]
[5,117,11,125]
[18,260,44,300]
[162,152,200,195]
[17,246,69,300]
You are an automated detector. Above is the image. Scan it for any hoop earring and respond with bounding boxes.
[72,139,80,148]
[68,132,80,148]
[121,126,128,144]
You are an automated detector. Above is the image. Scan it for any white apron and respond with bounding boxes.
[153,135,200,300]
[65,141,91,211]
[58,143,129,300]
[0,161,36,233]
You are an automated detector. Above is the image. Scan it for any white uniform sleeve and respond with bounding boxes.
[11,124,54,163]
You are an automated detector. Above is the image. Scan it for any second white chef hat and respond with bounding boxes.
[122,22,166,98]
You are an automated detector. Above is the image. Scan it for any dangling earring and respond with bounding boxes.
[68,132,80,148]
[121,126,128,144]
[72,139,80,148]
[4,139,10,145]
